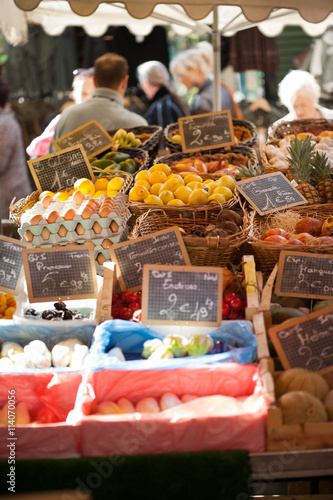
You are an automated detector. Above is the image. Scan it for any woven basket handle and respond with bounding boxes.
[182,235,230,247]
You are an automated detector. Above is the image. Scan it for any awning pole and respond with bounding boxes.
[212,6,221,111]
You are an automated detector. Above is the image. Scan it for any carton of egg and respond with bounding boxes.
[19,192,129,247]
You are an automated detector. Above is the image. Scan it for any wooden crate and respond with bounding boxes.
[257,266,333,452]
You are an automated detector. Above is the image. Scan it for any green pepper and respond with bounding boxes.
[119,160,137,174]
[91,159,115,169]
[103,151,131,163]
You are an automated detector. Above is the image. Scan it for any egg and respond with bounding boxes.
[72,190,85,206]
[41,227,50,240]
[101,239,112,249]
[80,206,94,219]
[40,194,54,209]
[110,220,119,233]
[98,206,111,218]
[92,222,103,234]
[62,208,76,220]
[76,223,85,235]
[28,214,43,225]
[96,253,107,265]
[47,210,60,223]
[24,230,34,242]
[58,225,68,237]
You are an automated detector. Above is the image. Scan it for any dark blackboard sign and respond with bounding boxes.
[141,264,223,326]
[178,110,234,153]
[275,251,333,300]
[0,236,31,295]
[109,227,191,292]
[236,172,307,215]
[268,305,333,375]
[28,144,95,193]
[52,120,113,157]
[21,243,98,302]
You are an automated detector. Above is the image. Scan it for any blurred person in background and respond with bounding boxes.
[48,53,147,152]
[0,77,33,218]
[137,60,189,128]
[27,68,95,158]
[272,69,333,127]
[170,44,241,118]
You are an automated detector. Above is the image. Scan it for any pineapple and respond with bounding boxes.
[286,136,321,205]
[311,151,333,204]
[236,161,262,180]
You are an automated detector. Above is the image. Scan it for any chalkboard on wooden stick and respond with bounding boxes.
[21,243,98,303]
[28,144,95,194]
[178,110,234,153]
[275,251,333,300]
[109,227,191,292]
[141,264,223,326]
[0,236,31,295]
[52,120,112,157]
[236,171,307,215]
[268,305,333,375]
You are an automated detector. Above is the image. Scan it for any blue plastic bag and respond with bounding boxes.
[85,319,257,370]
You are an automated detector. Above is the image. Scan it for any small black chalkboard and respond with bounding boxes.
[269,305,333,375]
[275,251,333,300]
[236,172,307,215]
[52,120,113,157]
[28,144,95,194]
[178,111,234,153]
[21,243,98,302]
[141,264,223,326]
[0,236,31,295]
[109,227,191,292]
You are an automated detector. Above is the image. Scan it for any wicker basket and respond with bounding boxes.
[131,204,249,268]
[268,118,333,141]
[10,190,40,226]
[108,125,163,161]
[164,119,258,153]
[259,139,290,174]
[249,204,333,276]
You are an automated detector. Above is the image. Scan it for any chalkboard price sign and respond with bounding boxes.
[0,236,31,295]
[28,144,95,193]
[236,172,307,215]
[21,243,98,302]
[109,227,191,292]
[178,110,234,153]
[269,305,333,375]
[52,120,113,157]
[275,251,333,300]
[141,264,223,326]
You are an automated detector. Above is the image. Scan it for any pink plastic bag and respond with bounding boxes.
[73,364,267,456]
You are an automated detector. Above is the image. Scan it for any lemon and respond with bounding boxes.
[202,184,212,196]
[150,183,163,196]
[204,179,217,190]
[39,190,54,200]
[186,181,202,191]
[149,170,167,185]
[135,170,150,182]
[134,179,151,191]
[188,188,210,205]
[213,186,233,200]
[174,186,192,204]
[167,199,185,206]
[183,174,203,185]
[54,191,69,201]
[94,177,109,191]
[74,178,95,196]
[149,163,172,176]
[107,190,119,198]
[108,176,125,192]
[208,193,226,204]
[129,185,150,202]
[159,178,183,194]
[166,173,184,183]
[93,190,107,198]
[144,194,163,205]
[216,175,236,192]
[159,190,175,204]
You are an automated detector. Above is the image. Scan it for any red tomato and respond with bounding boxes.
[111,304,122,319]
[121,291,140,303]
[112,293,121,305]
[230,297,243,311]
[223,293,239,305]
[128,302,141,312]
[222,302,230,317]
[119,307,133,321]
[228,309,240,320]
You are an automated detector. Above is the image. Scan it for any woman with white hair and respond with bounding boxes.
[170,46,238,117]
[136,60,189,129]
[272,69,333,127]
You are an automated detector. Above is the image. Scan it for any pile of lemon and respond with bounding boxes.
[39,176,126,201]
[128,164,235,206]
